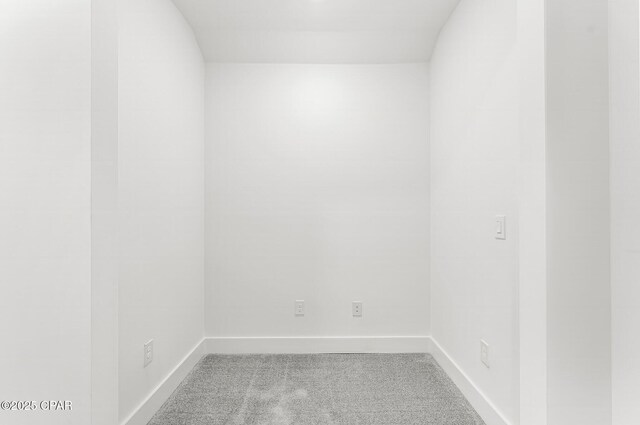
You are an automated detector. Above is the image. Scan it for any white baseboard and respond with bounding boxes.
[122,336,510,425]
[121,339,206,425]
[429,338,511,425]
[204,336,432,354]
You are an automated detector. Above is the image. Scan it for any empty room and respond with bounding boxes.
[1,0,639,425]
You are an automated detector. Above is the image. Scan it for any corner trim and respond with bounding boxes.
[121,339,205,425]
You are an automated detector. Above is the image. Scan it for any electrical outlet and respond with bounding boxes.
[295,300,305,316]
[352,301,363,317]
[144,340,154,368]
[480,340,490,368]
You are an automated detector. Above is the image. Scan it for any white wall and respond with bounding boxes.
[117,0,205,421]
[610,1,640,424]
[205,64,430,341]
[517,0,547,424]
[0,1,92,424]
[546,1,611,424]
[429,1,519,423]
[92,0,119,423]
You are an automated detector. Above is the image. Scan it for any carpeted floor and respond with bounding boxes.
[148,353,485,425]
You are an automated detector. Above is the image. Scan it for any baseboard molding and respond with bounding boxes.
[121,338,206,425]
[429,338,512,425]
[205,336,432,354]
[121,336,510,425]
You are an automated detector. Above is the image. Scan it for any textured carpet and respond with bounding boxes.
[148,353,485,425]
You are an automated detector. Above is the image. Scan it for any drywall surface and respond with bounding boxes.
[171,0,460,63]
[118,0,205,421]
[91,0,119,423]
[546,0,611,424]
[517,0,547,424]
[0,1,92,424]
[610,1,640,424]
[205,63,430,339]
[429,0,519,422]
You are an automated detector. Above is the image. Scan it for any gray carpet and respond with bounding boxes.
[148,353,485,425]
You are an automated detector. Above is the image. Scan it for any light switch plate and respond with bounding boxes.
[495,215,506,240]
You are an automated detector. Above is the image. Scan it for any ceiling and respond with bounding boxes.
[171,0,461,63]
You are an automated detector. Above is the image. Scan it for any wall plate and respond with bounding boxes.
[352,301,363,317]
[495,215,506,240]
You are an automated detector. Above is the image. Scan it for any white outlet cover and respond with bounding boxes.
[480,339,490,368]
[144,340,154,368]
[352,301,363,317]
[295,300,305,316]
